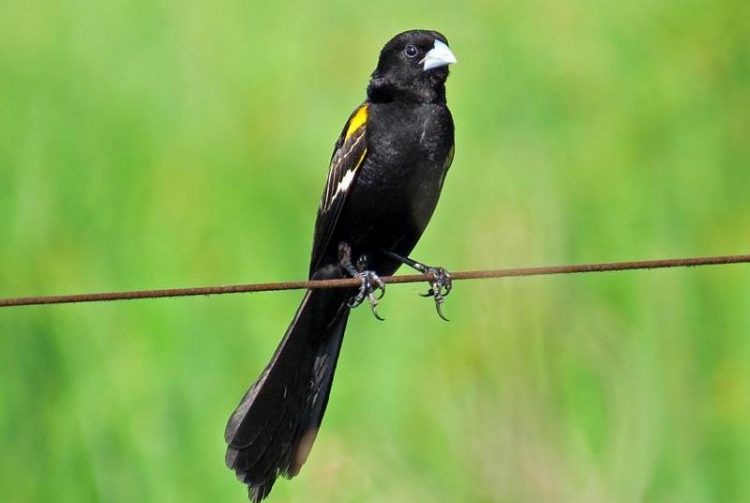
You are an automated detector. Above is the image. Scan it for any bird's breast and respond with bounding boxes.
[366,102,453,179]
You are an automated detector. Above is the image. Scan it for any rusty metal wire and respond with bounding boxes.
[1,254,748,308]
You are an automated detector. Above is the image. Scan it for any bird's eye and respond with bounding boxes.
[404,45,419,58]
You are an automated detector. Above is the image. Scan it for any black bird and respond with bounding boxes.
[225,30,457,501]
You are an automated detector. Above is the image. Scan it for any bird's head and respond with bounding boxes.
[368,30,457,103]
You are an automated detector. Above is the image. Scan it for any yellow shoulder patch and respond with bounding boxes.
[344,104,368,140]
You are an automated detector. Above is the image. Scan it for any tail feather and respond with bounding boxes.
[225,286,350,501]
[289,313,349,475]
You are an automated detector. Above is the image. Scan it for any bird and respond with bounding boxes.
[224,30,457,501]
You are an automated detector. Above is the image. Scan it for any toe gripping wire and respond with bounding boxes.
[383,250,453,321]
[339,244,386,321]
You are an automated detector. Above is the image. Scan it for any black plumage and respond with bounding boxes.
[225,30,457,501]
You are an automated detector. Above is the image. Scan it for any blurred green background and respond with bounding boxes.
[2,0,749,501]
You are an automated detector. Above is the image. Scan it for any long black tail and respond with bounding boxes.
[225,286,350,502]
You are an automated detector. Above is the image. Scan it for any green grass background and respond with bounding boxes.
[2,0,749,501]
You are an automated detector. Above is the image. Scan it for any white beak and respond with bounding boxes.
[422,39,457,71]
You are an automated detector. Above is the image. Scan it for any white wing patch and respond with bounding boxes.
[336,168,356,195]
[320,128,367,213]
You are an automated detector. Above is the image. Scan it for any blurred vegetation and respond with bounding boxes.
[1,0,749,501]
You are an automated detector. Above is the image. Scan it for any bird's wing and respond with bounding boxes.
[309,103,369,273]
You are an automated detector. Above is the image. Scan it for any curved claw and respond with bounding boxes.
[369,295,385,321]
[416,266,452,321]
[348,270,386,320]
[432,287,449,321]
[434,299,449,322]
[375,283,386,300]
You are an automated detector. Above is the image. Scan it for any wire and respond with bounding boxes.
[1,254,748,308]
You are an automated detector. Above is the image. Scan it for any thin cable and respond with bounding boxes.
[1,254,748,308]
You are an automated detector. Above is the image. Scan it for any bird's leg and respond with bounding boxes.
[383,250,452,321]
[338,242,386,321]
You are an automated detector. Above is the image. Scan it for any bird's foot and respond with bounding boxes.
[339,244,386,320]
[418,266,452,321]
[381,250,453,321]
[347,269,386,320]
